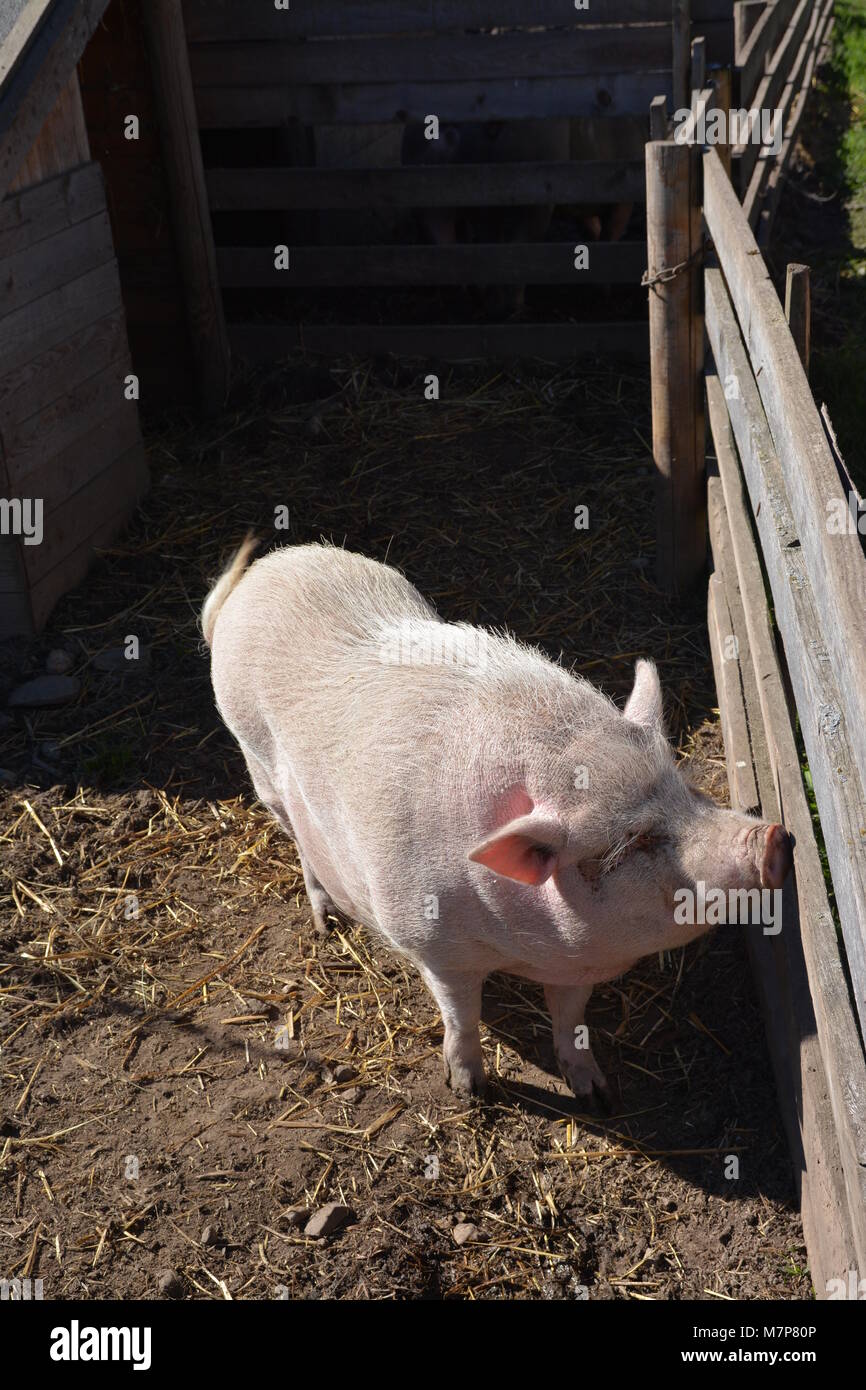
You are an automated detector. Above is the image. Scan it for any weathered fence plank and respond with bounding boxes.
[216,241,647,288]
[189,29,671,86]
[705,261,866,1055]
[704,148,866,800]
[737,0,798,108]
[192,73,672,127]
[205,160,648,211]
[183,0,721,40]
[706,369,866,1282]
[229,320,649,362]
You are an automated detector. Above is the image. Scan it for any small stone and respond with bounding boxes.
[334,1064,357,1083]
[303,1202,353,1239]
[157,1269,183,1298]
[8,675,80,708]
[45,650,73,675]
[452,1222,480,1246]
[342,1086,363,1105]
[284,1207,308,1228]
[201,1225,219,1247]
[93,645,151,675]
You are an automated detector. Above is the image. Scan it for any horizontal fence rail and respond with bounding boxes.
[215,242,647,288]
[205,161,648,211]
[183,0,731,40]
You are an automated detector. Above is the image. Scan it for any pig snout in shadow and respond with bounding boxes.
[760,823,794,890]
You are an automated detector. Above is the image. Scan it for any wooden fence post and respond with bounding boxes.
[713,67,733,179]
[650,94,669,141]
[646,140,705,593]
[142,0,231,414]
[690,36,707,100]
[672,0,692,113]
[785,263,811,374]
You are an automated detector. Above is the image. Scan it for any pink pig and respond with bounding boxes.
[203,540,792,1106]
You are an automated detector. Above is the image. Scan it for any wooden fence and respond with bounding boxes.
[646,96,866,1291]
[732,0,835,238]
[178,0,706,364]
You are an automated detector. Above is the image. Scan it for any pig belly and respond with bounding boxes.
[496,952,638,988]
[275,770,376,926]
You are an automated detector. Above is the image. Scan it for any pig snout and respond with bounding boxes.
[759,822,794,889]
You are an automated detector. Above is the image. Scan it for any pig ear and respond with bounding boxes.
[624,659,664,732]
[468,814,565,886]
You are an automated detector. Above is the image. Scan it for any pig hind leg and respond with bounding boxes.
[420,965,487,1097]
[245,751,340,933]
[544,983,610,1111]
[296,847,343,935]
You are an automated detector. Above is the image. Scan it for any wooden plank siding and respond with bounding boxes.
[8,70,89,191]
[205,160,648,211]
[183,0,734,40]
[0,161,147,636]
[0,0,110,202]
[192,72,674,127]
[229,320,649,362]
[189,29,673,88]
[216,241,647,289]
[185,3,672,363]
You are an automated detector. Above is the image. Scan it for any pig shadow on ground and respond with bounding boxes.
[477,940,798,1207]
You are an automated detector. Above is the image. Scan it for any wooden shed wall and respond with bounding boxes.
[0,158,147,636]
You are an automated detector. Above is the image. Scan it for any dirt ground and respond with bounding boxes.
[0,359,809,1300]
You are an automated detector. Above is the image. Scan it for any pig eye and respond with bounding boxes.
[598,831,667,875]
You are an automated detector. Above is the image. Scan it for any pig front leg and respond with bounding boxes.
[544,983,610,1111]
[420,966,486,1097]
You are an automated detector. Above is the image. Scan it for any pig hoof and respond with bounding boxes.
[589,1080,612,1115]
[571,1078,612,1115]
[558,1055,610,1112]
[443,1056,487,1099]
[309,888,341,934]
